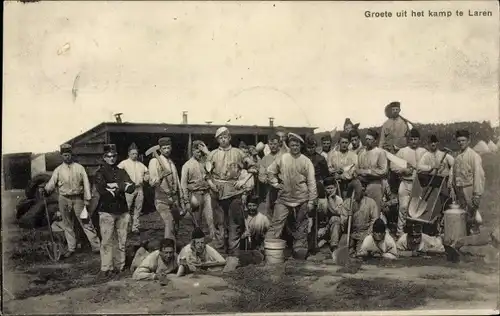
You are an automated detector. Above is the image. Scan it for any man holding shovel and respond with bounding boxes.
[198,127,257,270]
[41,143,100,259]
[148,137,185,241]
[327,131,358,198]
[390,128,428,237]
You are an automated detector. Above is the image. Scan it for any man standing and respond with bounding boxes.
[449,129,485,235]
[357,129,388,214]
[258,134,282,218]
[266,133,318,260]
[349,129,364,155]
[118,143,149,233]
[320,135,333,159]
[418,135,454,177]
[199,127,257,269]
[305,135,329,197]
[94,144,136,277]
[149,137,184,241]
[42,144,100,258]
[379,101,409,153]
[181,140,216,239]
[390,128,428,237]
[263,127,289,156]
[327,131,358,198]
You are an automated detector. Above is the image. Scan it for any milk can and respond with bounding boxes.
[443,202,467,245]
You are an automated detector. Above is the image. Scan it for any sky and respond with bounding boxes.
[3,1,499,154]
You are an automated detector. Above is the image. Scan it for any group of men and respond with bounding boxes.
[41,100,489,279]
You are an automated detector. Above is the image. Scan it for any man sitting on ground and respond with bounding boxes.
[132,238,178,281]
[242,195,270,250]
[396,224,444,257]
[357,218,398,260]
[177,228,226,277]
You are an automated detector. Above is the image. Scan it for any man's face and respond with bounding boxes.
[306,145,316,156]
[339,138,350,152]
[409,136,420,149]
[268,139,280,154]
[129,149,138,161]
[391,107,401,118]
[241,147,250,156]
[429,141,438,152]
[325,185,336,197]
[289,140,301,155]
[351,136,360,148]
[456,136,469,151]
[217,133,231,148]
[62,153,72,164]
[104,153,117,165]
[344,124,353,133]
[160,145,172,157]
[373,231,385,242]
[160,246,175,263]
[365,135,376,148]
[407,234,422,251]
[192,148,202,160]
[249,146,258,156]
[247,202,258,216]
[322,139,331,152]
[193,237,205,254]
[276,132,286,146]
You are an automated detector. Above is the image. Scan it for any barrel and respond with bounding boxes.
[443,203,467,245]
[264,239,286,264]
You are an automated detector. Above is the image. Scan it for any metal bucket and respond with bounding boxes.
[443,203,467,245]
[264,239,286,264]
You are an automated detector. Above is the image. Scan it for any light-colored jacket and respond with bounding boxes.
[449,147,485,195]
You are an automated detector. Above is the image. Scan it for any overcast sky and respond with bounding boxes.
[3,1,499,154]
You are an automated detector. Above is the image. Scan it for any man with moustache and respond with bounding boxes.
[327,131,358,198]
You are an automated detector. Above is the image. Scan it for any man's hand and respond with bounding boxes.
[307,201,315,212]
[234,179,247,190]
[273,183,284,190]
[241,230,250,240]
[107,183,119,189]
[209,182,218,192]
[84,200,90,206]
[198,143,210,155]
[39,187,47,196]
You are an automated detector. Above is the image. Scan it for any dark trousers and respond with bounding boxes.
[213,195,245,256]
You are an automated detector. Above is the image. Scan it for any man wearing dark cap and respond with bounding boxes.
[42,143,100,258]
[379,101,409,153]
[198,127,257,270]
[349,129,364,156]
[177,227,226,277]
[304,135,329,195]
[266,133,318,260]
[148,137,184,241]
[181,140,216,239]
[242,195,270,250]
[118,143,149,233]
[418,135,455,178]
[327,131,358,198]
[448,129,485,235]
[396,224,444,256]
[357,218,398,260]
[357,129,388,215]
[391,128,428,237]
[95,144,136,277]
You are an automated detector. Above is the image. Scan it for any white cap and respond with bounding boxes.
[287,132,304,144]
[215,126,229,138]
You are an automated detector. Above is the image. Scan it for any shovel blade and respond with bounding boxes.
[45,243,62,262]
[333,246,350,267]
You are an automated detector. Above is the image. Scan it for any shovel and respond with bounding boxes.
[333,190,355,267]
[41,193,62,262]
[411,148,451,218]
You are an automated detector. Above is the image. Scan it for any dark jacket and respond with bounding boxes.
[94,164,135,215]
[305,152,329,198]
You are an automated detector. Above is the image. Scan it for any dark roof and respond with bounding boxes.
[65,122,317,146]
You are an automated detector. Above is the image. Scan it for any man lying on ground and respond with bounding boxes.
[130,239,162,273]
[177,228,226,277]
[357,218,398,260]
[396,224,444,257]
[132,238,178,281]
[242,195,270,251]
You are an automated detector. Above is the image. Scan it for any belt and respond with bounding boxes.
[60,193,83,198]
[401,178,413,182]
[454,184,473,189]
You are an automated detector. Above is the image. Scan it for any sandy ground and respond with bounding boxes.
[3,153,500,314]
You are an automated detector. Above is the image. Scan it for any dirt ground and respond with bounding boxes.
[2,153,500,314]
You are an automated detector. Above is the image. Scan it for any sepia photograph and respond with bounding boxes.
[2,0,499,314]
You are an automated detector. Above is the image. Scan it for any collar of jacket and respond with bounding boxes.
[218,145,233,151]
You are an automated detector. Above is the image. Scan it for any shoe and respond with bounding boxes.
[63,251,75,259]
[96,270,114,281]
[293,248,308,260]
[91,248,101,254]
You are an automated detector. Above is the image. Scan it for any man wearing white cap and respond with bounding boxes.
[198,126,257,269]
[265,133,318,260]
